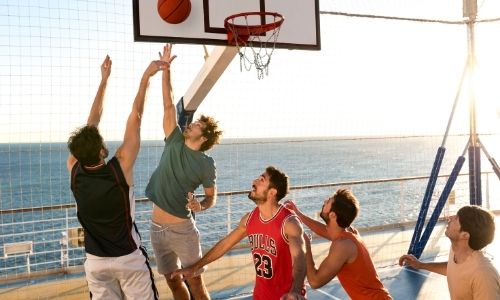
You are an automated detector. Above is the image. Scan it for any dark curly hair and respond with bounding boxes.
[198,115,223,152]
[330,189,360,228]
[457,205,495,250]
[266,166,289,202]
[67,125,106,166]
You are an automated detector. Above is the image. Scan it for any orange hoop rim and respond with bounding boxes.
[224,11,284,40]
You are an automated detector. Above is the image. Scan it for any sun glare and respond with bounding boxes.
[469,62,500,134]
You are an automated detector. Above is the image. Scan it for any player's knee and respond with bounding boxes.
[186,274,203,286]
[186,275,210,299]
[165,273,184,286]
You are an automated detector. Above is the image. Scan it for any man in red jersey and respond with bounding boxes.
[285,189,392,300]
[171,166,307,300]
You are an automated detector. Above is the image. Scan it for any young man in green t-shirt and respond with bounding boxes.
[146,44,223,300]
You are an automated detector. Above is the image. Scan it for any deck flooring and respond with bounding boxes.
[1,219,499,300]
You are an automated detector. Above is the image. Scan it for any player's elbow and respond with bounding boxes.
[308,280,324,289]
[307,276,325,289]
[204,195,216,210]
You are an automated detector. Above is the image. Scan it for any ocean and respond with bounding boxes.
[1,135,499,277]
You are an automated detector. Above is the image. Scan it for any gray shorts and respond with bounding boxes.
[150,218,205,275]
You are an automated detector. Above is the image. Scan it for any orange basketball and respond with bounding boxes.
[157,0,192,24]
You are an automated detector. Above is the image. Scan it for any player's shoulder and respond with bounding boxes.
[239,212,253,228]
[283,212,303,236]
[332,236,357,253]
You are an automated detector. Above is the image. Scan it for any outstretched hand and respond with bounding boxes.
[144,60,171,78]
[283,200,300,214]
[101,55,112,80]
[399,254,422,269]
[158,43,177,65]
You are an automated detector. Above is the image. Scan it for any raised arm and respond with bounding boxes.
[283,216,306,297]
[284,200,329,240]
[159,44,178,138]
[115,59,170,183]
[171,213,249,279]
[88,55,111,126]
[67,56,111,172]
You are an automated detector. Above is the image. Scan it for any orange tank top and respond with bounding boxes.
[335,231,392,300]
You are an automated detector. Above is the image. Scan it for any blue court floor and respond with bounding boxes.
[214,265,450,300]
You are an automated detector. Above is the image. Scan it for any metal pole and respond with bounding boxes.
[464,0,482,205]
[227,195,232,235]
[27,255,30,275]
[65,208,69,269]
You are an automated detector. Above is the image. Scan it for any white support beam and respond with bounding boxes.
[183,46,238,111]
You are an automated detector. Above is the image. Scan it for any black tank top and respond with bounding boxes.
[71,157,137,257]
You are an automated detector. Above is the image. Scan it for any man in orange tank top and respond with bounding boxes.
[285,189,392,300]
[171,166,307,300]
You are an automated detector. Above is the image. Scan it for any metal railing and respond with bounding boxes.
[0,172,497,284]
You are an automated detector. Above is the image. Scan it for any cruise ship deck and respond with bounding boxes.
[2,1,500,299]
[2,217,499,300]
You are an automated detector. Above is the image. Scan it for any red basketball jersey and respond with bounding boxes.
[246,205,305,300]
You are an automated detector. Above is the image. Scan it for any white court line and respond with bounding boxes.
[376,265,406,273]
[377,264,438,279]
[401,267,433,278]
[226,295,251,300]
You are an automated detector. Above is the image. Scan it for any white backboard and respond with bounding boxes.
[133,0,321,50]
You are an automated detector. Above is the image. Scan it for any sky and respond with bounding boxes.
[1,0,500,143]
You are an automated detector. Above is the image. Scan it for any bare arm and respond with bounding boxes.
[306,238,355,289]
[159,44,178,138]
[284,216,306,295]
[171,213,249,279]
[284,200,329,240]
[66,56,111,172]
[87,55,112,126]
[399,254,447,276]
[115,60,170,184]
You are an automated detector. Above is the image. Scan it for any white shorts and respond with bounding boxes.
[84,248,157,300]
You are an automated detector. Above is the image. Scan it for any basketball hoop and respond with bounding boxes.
[224,12,284,79]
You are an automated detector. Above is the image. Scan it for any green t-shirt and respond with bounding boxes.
[145,126,216,219]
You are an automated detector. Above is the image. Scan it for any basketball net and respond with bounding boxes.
[225,12,283,79]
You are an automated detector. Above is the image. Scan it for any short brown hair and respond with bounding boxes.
[199,115,222,152]
[67,125,105,166]
[266,166,289,202]
[331,189,359,228]
[457,205,495,250]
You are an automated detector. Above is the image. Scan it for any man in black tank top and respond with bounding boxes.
[67,53,173,300]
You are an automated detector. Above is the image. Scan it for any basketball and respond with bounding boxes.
[157,0,192,24]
